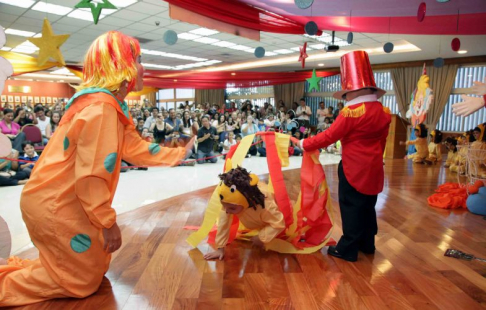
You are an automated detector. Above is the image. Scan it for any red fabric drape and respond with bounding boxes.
[164,0,321,35]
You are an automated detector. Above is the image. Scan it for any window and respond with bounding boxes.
[226,85,274,109]
[157,88,195,110]
[436,65,486,132]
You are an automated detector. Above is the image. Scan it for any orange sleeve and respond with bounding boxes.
[258,203,286,243]
[74,103,119,229]
[214,210,233,248]
[121,125,186,167]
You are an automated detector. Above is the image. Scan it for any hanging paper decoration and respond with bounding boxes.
[298,42,308,68]
[347,32,353,44]
[383,42,394,53]
[451,38,461,51]
[28,19,70,66]
[406,64,434,127]
[306,69,323,92]
[294,0,314,9]
[163,30,178,45]
[254,46,265,58]
[305,21,318,36]
[417,2,426,22]
[75,0,117,25]
[434,57,445,68]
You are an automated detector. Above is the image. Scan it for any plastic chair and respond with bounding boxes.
[21,124,45,152]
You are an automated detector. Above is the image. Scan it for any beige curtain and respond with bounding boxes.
[273,82,305,110]
[195,89,225,107]
[145,91,156,107]
[425,64,459,130]
[391,67,422,118]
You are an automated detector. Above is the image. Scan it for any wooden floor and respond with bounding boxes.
[5,159,486,310]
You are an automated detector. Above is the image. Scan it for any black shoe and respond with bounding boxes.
[359,246,375,254]
[327,246,357,262]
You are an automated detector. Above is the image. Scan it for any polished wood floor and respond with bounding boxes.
[5,159,486,310]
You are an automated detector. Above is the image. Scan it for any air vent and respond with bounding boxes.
[134,37,154,44]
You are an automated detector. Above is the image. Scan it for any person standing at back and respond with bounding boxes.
[300,51,391,262]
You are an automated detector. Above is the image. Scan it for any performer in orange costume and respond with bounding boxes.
[0,31,191,307]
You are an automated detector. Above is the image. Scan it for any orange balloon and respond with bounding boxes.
[474,180,485,188]
[467,184,479,194]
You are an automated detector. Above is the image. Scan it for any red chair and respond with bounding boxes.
[21,124,45,153]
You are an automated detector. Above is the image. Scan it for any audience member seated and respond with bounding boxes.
[150,112,172,144]
[0,149,29,186]
[222,132,237,159]
[140,128,153,142]
[14,108,37,127]
[241,116,260,156]
[197,116,219,164]
[165,108,184,145]
[34,106,50,144]
[143,107,159,129]
[45,111,61,140]
[136,117,145,135]
[0,108,26,152]
[212,114,227,143]
[18,141,39,177]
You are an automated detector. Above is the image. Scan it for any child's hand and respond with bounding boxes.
[204,248,225,260]
[251,236,264,248]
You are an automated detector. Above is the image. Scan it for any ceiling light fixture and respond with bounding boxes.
[318,63,324,66]
[0,0,35,8]
[273,49,294,54]
[31,2,73,15]
[5,28,36,37]
[189,28,219,36]
[457,50,468,54]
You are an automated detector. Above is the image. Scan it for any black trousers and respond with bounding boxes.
[336,161,378,257]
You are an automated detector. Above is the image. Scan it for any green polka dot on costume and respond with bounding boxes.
[70,234,91,253]
[149,143,161,155]
[104,152,118,173]
[63,137,70,150]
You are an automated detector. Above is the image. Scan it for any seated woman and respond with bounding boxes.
[424,129,443,165]
[14,108,37,127]
[150,112,173,144]
[204,167,285,260]
[400,124,428,164]
[0,108,26,152]
[45,111,61,140]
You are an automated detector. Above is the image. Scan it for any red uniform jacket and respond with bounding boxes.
[303,101,391,195]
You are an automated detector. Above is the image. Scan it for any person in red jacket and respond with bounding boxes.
[300,51,391,262]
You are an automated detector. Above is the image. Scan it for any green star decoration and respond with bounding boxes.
[75,0,117,25]
[306,69,323,92]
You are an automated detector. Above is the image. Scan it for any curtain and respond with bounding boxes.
[391,67,422,118]
[425,64,459,130]
[195,89,225,106]
[274,82,305,111]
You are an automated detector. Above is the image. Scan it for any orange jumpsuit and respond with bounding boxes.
[0,91,186,307]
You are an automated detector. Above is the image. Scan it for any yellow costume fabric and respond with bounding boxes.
[450,146,468,174]
[469,141,486,177]
[214,201,285,248]
[445,150,458,168]
[0,92,185,307]
[426,142,442,163]
[406,137,428,163]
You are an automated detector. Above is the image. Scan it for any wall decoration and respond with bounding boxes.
[347,32,354,44]
[295,0,313,9]
[7,96,13,102]
[28,19,70,66]
[417,2,426,22]
[306,69,323,92]
[14,96,20,103]
[451,38,461,51]
[21,96,27,102]
[254,46,265,58]
[1,95,6,103]
[163,30,178,45]
[298,42,308,68]
[41,97,46,104]
[433,57,445,68]
[305,21,318,36]
[47,97,52,104]
[75,0,117,25]
[34,97,40,103]
[383,42,394,53]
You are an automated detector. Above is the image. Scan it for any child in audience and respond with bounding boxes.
[401,124,428,164]
[450,131,475,174]
[444,137,458,168]
[18,141,39,177]
[424,129,443,165]
[470,123,486,177]
[222,132,237,159]
[0,149,29,186]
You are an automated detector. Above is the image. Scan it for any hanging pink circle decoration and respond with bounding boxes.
[451,38,461,51]
[417,2,426,22]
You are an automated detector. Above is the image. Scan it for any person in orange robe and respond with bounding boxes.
[0,31,192,307]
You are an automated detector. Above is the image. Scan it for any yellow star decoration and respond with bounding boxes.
[28,18,70,66]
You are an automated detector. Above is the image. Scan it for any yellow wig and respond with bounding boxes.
[76,31,141,93]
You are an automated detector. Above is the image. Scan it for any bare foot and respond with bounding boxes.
[0,258,8,265]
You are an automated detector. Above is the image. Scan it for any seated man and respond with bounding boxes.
[0,149,29,186]
[197,116,218,164]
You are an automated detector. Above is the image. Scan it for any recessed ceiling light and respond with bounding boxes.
[110,0,137,7]
[318,63,324,66]
[457,50,468,54]
[0,0,35,8]
[189,28,219,36]
[193,37,220,44]
[265,52,277,56]
[273,49,294,54]
[309,44,326,49]
[50,68,75,75]
[227,44,252,51]
[5,28,36,37]
[178,33,201,40]
[211,41,236,48]
[31,2,73,15]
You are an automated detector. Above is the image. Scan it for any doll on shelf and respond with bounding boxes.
[400,124,428,164]
[203,165,285,260]
[424,129,443,165]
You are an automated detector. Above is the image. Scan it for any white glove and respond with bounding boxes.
[471,78,486,96]
[451,94,485,117]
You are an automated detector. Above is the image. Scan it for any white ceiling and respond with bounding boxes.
[1,0,485,75]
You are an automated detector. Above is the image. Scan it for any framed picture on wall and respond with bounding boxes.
[14,96,20,103]
[7,96,13,102]
[40,97,46,104]
[128,100,133,105]
[34,97,40,104]
[47,97,52,104]
[28,96,33,103]
[1,95,6,103]
[53,97,58,104]
[21,96,27,103]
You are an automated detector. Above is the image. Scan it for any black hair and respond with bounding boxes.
[415,124,428,138]
[3,108,14,115]
[22,140,34,150]
[300,98,305,102]
[34,106,44,113]
[151,107,159,112]
[433,129,443,144]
